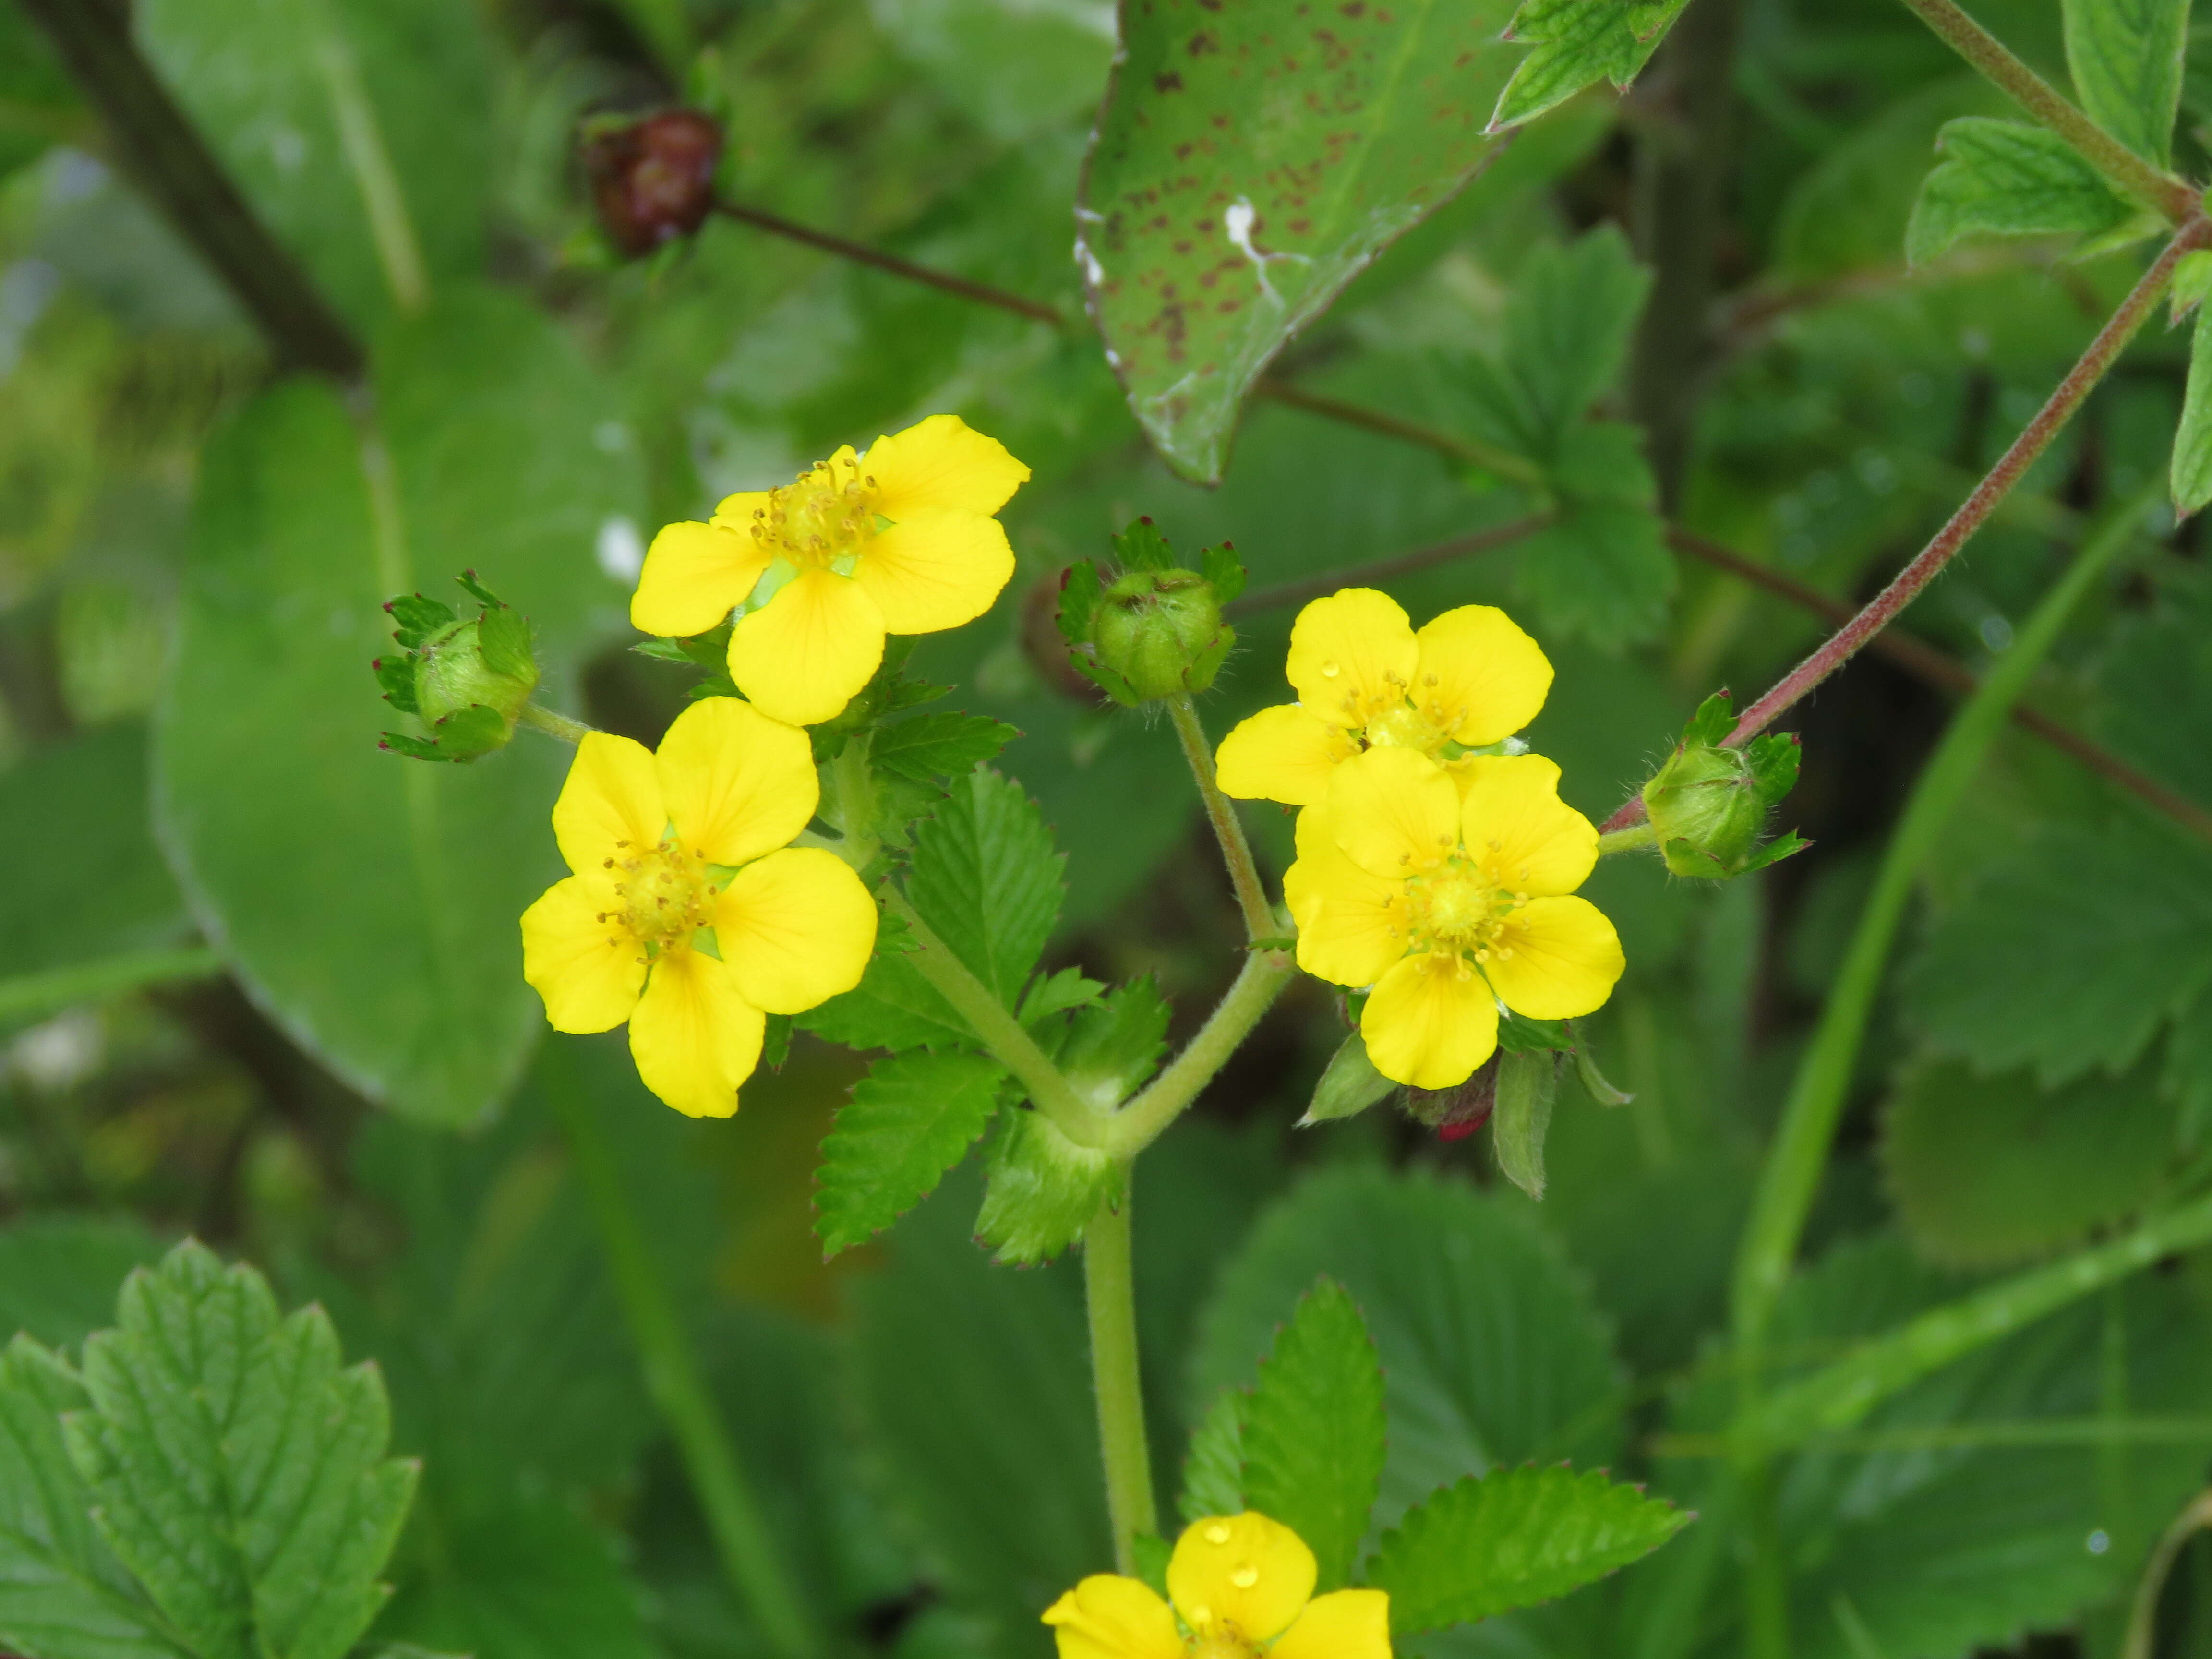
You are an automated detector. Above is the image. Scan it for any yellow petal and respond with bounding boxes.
[1324,746,1460,881]
[630,520,774,639]
[1285,589,1418,730]
[1271,1590,1393,1659]
[852,507,1015,635]
[713,847,878,1014]
[729,568,887,727]
[1456,754,1599,897]
[865,413,1031,518]
[553,732,666,876]
[655,696,819,867]
[1285,810,1407,989]
[1411,605,1552,746]
[1362,951,1500,1089]
[1041,1576,1184,1659]
[1168,1513,1316,1645]
[1215,705,1358,806]
[521,876,645,1033]
[708,490,770,529]
[1481,895,1625,1020]
[627,947,764,1118]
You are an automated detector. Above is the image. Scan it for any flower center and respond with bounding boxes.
[746,453,877,572]
[1187,1631,1258,1659]
[1403,857,1526,963]
[1363,701,1445,755]
[604,833,718,947]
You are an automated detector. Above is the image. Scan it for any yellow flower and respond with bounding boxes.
[630,414,1031,726]
[1215,587,1551,807]
[520,697,877,1117]
[1044,1513,1390,1659]
[1286,747,1624,1090]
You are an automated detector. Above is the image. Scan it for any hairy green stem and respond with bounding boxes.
[543,1054,817,1659]
[828,736,882,871]
[878,888,1109,1147]
[517,702,593,744]
[2126,1487,2212,1659]
[1083,1181,1159,1573]
[1164,694,1276,941]
[1598,822,1657,856]
[0,946,223,1025]
[1894,0,2199,222]
[1104,950,1295,1159]
[1728,485,2155,1655]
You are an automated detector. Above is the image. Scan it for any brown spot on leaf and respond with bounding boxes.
[1155,69,1184,91]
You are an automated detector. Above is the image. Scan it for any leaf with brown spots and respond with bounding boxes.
[1078,0,1522,482]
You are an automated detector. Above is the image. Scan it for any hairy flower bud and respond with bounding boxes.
[375,573,540,762]
[1056,517,1243,707]
[1640,691,1808,878]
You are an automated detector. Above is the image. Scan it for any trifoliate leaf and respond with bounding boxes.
[1241,1279,1387,1591]
[1491,0,1689,132]
[1369,1465,1691,1632]
[1880,1055,2179,1269]
[1903,118,2135,266]
[815,1051,1008,1257]
[1180,1389,1246,1526]
[905,767,1066,1006]
[61,1242,417,1659]
[871,712,1019,783]
[0,1334,183,1659]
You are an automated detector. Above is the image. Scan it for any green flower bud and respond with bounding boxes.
[1056,517,1245,708]
[375,573,540,763]
[1640,690,1808,878]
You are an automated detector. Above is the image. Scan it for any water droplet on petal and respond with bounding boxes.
[1230,1566,1259,1589]
[1321,660,1341,677]
[1204,1524,1232,1545]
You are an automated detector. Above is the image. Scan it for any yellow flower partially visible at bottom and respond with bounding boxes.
[521,697,877,1118]
[1286,746,1624,1090]
[631,414,1030,727]
[1045,1513,1390,1659]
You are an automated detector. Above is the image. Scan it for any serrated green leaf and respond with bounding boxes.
[1020,967,1106,1029]
[2174,301,2212,514]
[1241,1280,1386,1591]
[1903,118,2134,266]
[63,1243,417,1659]
[1491,0,1686,131]
[974,1109,1121,1264]
[905,767,1065,1006]
[1194,1168,1623,1526]
[871,711,1018,783]
[797,914,973,1055]
[815,1051,1007,1257]
[2064,0,2188,165]
[1080,0,1521,481]
[0,1335,184,1659]
[1904,816,2212,1084]
[1180,1390,1247,1526]
[1492,1049,1557,1200]
[1880,1055,2178,1268]
[1501,227,1651,451]
[1516,421,1674,647]
[1370,1465,1690,1632]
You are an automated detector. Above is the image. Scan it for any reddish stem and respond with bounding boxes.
[1599,219,2212,835]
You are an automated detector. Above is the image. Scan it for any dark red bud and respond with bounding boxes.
[584,110,724,258]
[1437,1118,1483,1142]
